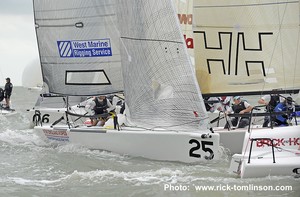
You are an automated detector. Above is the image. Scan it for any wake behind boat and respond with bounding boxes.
[32,0,220,163]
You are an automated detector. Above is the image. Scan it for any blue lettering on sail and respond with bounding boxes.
[57,39,112,58]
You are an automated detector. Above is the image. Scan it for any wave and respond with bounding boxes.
[0,112,32,131]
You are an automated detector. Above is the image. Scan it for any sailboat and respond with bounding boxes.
[32,0,220,163]
[192,0,300,177]
[27,0,194,129]
[22,59,43,91]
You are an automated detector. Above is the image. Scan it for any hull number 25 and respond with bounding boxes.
[189,139,214,160]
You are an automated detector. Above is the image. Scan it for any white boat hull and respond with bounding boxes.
[216,128,247,154]
[230,154,300,178]
[229,126,300,178]
[217,125,299,154]
[34,125,220,163]
[27,108,68,128]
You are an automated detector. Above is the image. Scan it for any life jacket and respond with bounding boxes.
[94,97,108,114]
[0,88,4,102]
[268,95,280,111]
[232,101,246,114]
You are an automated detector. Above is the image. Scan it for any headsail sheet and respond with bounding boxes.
[193,0,300,96]
[117,0,209,130]
[33,0,123,96]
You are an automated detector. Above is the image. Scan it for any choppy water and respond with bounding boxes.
[0,87,299,197]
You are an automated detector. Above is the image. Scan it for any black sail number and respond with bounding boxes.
[189,139,214,160]
[189,139,201,158]
[41,114,50,123]
[32,111,50,126]
[201,141,214,160]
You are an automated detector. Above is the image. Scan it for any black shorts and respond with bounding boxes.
[4,94,11,99]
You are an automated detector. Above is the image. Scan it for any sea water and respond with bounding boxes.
[0,87,299,197]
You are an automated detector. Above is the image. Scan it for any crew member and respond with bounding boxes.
[86,95,115,126]
[4,77,13,109]
[224,96,253,129]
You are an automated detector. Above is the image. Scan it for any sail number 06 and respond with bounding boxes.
[189,139,214,160]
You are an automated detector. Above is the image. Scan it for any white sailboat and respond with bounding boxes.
[32,0,220,163]
[27,0,195,128]
[22,59,43,91]
[192,0,300,177]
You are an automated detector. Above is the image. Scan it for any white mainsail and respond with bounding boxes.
[117,0,209,130]
[193,0,300,95]
[34,0,123,96]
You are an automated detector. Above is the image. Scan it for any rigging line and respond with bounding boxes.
[194,1,298,9]
[121,33,132,60]
[293,23,300,88]
[121,36,183,44]
[260,1,289,94]
[0,66,4,83]
[278,1,288,91]
[35,13,115,21]
[241,113,264,158]
[35,4,115,13]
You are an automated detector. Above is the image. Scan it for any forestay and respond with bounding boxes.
[34,0,123,96]
[193,0,300,96]
[117,0,209,130]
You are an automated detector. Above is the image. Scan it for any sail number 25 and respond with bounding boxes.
[189,139,214,160]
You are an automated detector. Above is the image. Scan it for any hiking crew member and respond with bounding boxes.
[274,97,295,126]
[258,92,284,127]
[224,96,253,129]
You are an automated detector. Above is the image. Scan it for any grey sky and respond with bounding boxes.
[0,0,40,86]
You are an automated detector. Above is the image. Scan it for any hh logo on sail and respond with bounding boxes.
[57,39,112,58]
